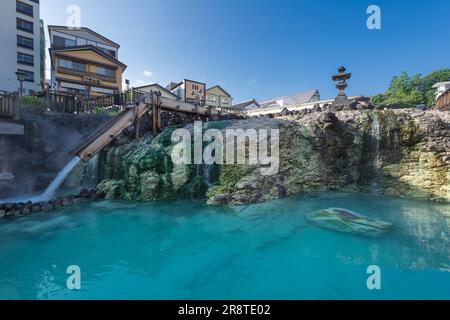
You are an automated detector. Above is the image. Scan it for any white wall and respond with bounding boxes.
[0,0,17,92]
[136,84,178,100]
[0,0,41,94]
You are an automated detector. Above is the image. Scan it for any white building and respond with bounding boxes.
[432,81,450,100]
[260,90,321,109]
[0,0,41,94]
[47,25,120,60]
[166,79,206,104]
[233,99,260,111]
[205,85,233,108]
[47,25,126,97]
[134,83,179,100]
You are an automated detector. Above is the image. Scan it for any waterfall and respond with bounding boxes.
[369,112,381,193]
[31,157,81,202]
[203,164,214,187]
[195,164,202,177]
[81,155,99,188]
[195,164,214,187]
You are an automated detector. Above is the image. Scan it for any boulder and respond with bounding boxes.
[72,197,88,205]
[62,198,73,207]
[79,188,91,197]
[280,108,291,116]
[6,209,17,217]
[212,195,232,205]
[343,104,357,111]
[51,199,63,208]
[329,105,343,112]
[40,203,54,212]
[312,104,322,113]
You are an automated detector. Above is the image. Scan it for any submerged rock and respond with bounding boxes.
[306,208,393,237]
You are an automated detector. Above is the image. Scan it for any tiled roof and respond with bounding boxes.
[233,99,260,110]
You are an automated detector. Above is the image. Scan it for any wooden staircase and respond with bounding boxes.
[70,91,243,161]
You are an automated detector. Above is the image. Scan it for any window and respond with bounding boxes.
[98,47,116,58]
[221,97,229,105]
[96,66,116,79]
[63,87,86,95]
[207,94,217,102]
[53,36,76,48]
[17,35,34,50]
[17,52,34,66]
[16,1,34,17]
[59,58,86,73]
[17,69,34,82]
[17,18,33,33]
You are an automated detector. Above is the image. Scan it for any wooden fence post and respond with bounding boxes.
[134,102,140,140]
[13,92,19,119]
[152,94,157,134]
[157,93,162,130]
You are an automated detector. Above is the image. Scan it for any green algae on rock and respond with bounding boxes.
[96,110,450,205]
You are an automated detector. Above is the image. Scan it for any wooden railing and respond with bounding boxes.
[435,89,450,110]
[81,89,147,111]
[40,92,81,114]
[33,88,147,114]
[0,92,19,119]
[30,88,244,119]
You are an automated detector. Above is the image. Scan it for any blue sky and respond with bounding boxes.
[42,0,450,102]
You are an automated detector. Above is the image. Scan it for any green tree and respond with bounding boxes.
[371,69,450,108]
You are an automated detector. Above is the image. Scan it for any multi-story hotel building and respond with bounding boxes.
[0,0,41,94]
[48,25,127,98]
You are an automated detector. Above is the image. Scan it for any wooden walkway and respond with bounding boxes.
[71,91,244,161]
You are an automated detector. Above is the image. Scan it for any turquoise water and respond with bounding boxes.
[0,193,449,300]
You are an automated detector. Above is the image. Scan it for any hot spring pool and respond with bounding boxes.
[0,193,449,300]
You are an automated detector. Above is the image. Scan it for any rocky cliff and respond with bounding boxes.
[97,110,450,204]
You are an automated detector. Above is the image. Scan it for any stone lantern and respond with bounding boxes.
[332,66,352,107]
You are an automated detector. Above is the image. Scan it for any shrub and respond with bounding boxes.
[19,96,45,113]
